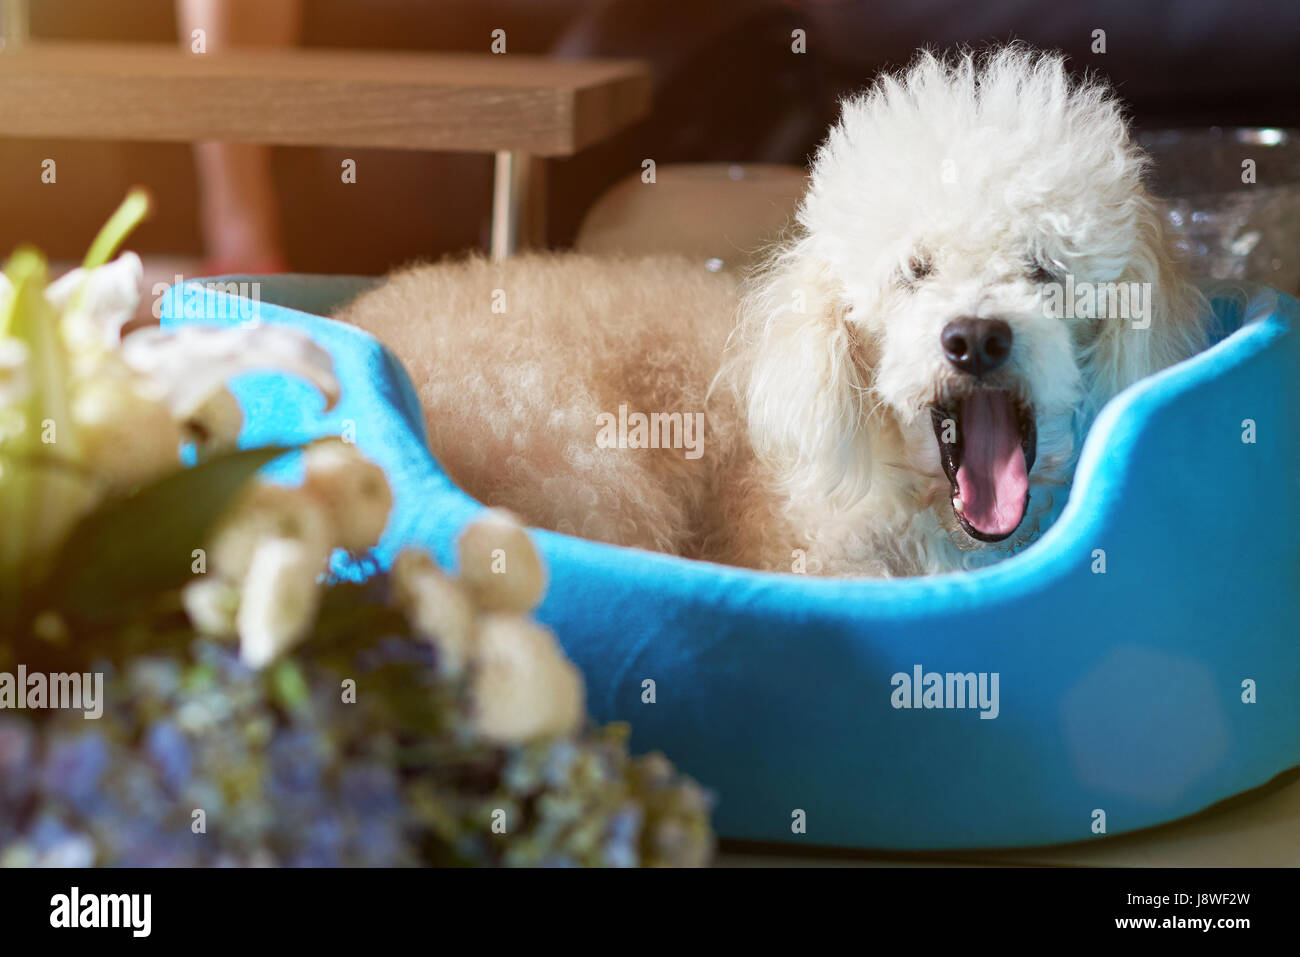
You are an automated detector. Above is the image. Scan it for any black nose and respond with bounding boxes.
[941,317,1013,376]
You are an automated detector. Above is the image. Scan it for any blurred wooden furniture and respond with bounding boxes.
[0,41,651,259]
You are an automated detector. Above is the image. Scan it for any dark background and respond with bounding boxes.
[4,0,1298,272]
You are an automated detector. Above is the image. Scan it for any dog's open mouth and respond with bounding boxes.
[931,391,1037,542]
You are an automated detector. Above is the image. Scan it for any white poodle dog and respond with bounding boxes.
[337,46,1207,577]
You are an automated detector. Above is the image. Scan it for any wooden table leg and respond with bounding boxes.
[1,0,30,49]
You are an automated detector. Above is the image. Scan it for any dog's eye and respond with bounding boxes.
[900,254,933,288]
[1028,261,1056,284]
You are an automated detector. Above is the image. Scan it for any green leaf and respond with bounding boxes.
[36,445,291,625]
[270,659,311,713]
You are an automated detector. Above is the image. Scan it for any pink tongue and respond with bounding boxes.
[955,392,1028,538]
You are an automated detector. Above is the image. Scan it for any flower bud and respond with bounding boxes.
[181,577,240,636]
[391,548,475,675]
[237,537,323,669]
[301,438,392,553]
[210,481,333,583]
[457,510,547,613]
[183,387,243,454]
[471,614,584,743]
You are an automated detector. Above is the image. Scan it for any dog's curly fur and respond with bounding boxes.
[336,47,1207,577]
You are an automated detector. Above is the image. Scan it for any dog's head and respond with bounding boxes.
[732,47,1204,547]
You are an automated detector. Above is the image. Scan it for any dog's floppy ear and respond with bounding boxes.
[1082,197,1208,410]
[722,239,874,503]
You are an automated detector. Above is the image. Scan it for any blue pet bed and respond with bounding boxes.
[161,276,1300,851]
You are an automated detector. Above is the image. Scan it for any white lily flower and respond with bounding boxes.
[71,374,184,489]
[0,337,30,407]
[1,194,351,589]
[46,252,143,355]
[119,323,340,421]
[236,536,324,669]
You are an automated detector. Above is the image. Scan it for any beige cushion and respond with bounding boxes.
[575,163,806,273]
